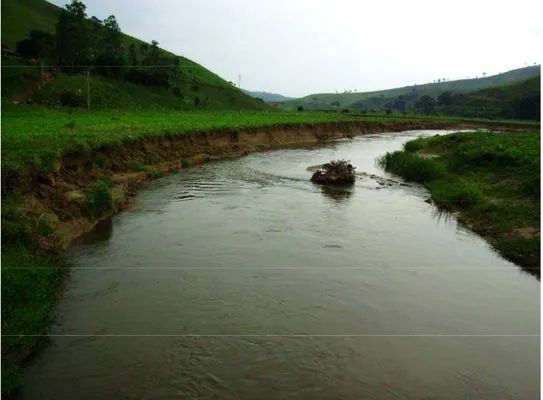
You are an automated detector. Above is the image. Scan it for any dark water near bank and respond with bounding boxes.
[21,130,539,400]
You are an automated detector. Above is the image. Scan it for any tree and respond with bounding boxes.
[415,95,436,114]
[87,16,102,63]
[100,15,124,77]
[141,40,169,87]
[55,0,88,70]
[140,43,148,57]
[128,43,138,67]
[16,30,54,60]
[437,91,453,106]
[482,72,487,77]
[168,56,183,85]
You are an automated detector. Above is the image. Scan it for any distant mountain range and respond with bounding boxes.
[279,65,541,110]
[242,90,293,103]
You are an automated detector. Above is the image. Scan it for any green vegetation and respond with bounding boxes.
[280,65,541,111]
[86,179,113,215]
[1,190,66,397]
[378,131,540,275]
[1,0,266,111]
[435,76,541,120]
[378,151,446,182]
[2,106,538,172]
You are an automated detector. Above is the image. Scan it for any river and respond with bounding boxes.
[20,130,540,400]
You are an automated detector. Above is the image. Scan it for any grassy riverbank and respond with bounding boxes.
[2,105,538,172]
[1,109,539,397]
[378,131,540,275]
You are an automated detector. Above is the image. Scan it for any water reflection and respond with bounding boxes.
[319,184,354,204]
[430,204,541,279]
[72,218,113,246]
[430,206,456,225]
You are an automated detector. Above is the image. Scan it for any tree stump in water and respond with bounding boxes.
[310,159,356,184]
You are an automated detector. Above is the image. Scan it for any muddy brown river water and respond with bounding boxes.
[20,130,540,400]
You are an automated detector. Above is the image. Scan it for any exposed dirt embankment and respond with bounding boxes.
[3,119,528,250]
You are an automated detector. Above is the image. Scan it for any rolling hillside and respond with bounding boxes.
[281,66,541,110]
[242,89,293,103]
[1,0,268,110]
[437,75,541,120]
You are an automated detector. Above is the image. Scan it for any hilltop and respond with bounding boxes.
[280,65,541,111]
[1,0,268,110]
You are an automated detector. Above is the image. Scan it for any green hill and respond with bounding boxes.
[281,66,541,110]
[436,75,540,120]
[242,89,293,103]
[1,0,268,110]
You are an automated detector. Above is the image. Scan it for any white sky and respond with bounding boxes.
[50,0,542,97]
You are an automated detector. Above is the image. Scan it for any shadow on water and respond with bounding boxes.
[319,184,354,204]
[71,218,114,246]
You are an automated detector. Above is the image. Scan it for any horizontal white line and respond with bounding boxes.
[1,267,532,270]
[3,334,538,337]
[2,66,212,68]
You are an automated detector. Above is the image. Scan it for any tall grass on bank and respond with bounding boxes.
[377,151,445,182]
[1,193,66,397]
[378,131,540,275]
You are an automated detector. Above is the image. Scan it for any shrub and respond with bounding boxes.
[297,106,304,112]
[86,180,112,216]
[403,138,427,152]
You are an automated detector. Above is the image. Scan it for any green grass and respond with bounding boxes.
[377,151,446,182]
[2,61,270,111]
[2,106,539,173]
[378,131,540,275]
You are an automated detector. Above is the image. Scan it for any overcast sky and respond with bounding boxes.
[50,0,541,97]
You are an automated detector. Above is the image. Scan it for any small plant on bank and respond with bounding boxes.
[126,159,148,172]
[86,180,113,216]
